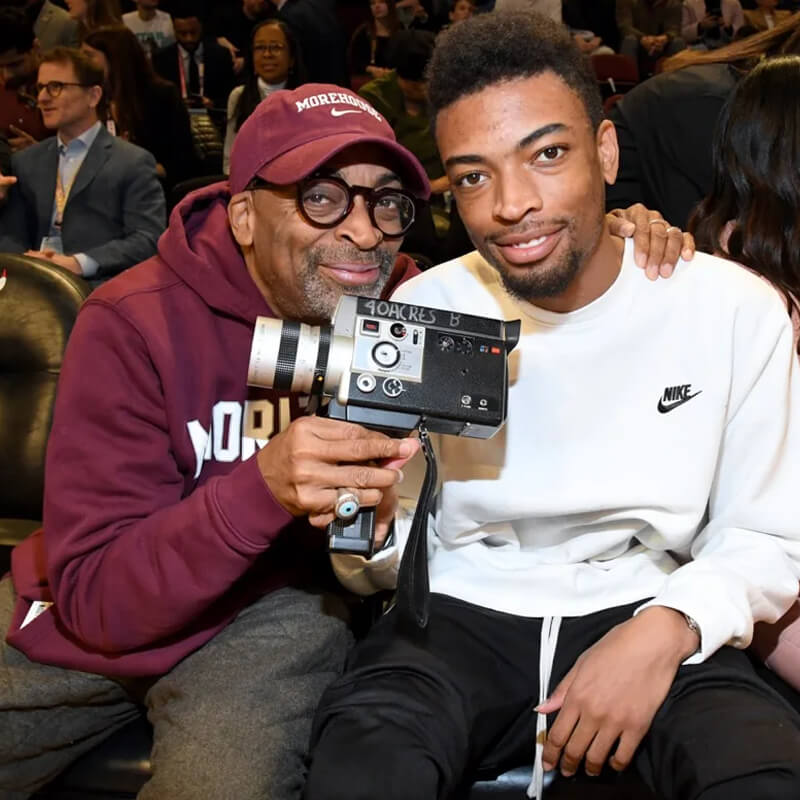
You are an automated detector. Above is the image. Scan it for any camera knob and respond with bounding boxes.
[382,377,404,398]
[372,341,401,369]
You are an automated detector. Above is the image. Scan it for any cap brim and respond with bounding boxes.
[256,133,432,200]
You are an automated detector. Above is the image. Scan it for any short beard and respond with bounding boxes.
[299,243,396,322]
[484,245,583,303]
[477,218,591,304]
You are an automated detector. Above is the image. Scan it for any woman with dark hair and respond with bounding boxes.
[690,54,800,341]
[348,0,401,83]
[689,54,800,693]
[81,25,198,187]
[65,0,122,37]
[223,19,305,175]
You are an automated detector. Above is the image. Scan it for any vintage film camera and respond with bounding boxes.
[248,295,520,554]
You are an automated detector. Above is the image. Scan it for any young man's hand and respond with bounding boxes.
[607,203,695,280]
[538,606,700,777]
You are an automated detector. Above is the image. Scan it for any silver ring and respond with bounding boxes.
[665,226,681,234]
[648,218,669,226]
[334,490,360,520]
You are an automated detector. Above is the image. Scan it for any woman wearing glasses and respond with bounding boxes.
[223,20,306,175]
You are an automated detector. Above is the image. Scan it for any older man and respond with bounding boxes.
[0,82,428,800]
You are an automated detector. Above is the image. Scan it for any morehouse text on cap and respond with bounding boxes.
[228,82,431,199]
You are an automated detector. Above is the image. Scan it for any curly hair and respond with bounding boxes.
[689,55,800,349]
[427,10,603,130]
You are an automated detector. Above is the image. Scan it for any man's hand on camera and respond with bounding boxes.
[537,606,700,778]
[607,203,695,280]
[257,416,419,529]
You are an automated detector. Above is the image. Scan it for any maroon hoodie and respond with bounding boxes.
[6,183,419,677]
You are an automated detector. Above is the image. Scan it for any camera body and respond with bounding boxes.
[248,294,520,553]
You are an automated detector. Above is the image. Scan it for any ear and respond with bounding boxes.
[228,193,255,247]
[596,118,619,186]
[87,84,103,111]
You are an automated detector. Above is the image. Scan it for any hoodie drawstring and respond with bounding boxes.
[527,615,562,799]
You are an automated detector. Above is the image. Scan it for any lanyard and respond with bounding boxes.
[54,156,79,228]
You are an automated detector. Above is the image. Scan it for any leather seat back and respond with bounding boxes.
[0,254,90,537]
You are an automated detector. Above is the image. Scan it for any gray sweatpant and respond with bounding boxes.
[0,576,353,800]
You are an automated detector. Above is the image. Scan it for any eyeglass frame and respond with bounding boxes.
[252,42,288,54]
[246,174,422,239]
[35,80,95,98]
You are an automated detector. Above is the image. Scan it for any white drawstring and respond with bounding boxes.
[527,615,562,799]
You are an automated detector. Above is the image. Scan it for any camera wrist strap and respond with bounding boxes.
[396,422,437,629]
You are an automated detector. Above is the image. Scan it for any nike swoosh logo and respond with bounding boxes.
[657,390,702,413]
[330,108,361,117]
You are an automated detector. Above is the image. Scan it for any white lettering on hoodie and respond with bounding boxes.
[186,398,292,478]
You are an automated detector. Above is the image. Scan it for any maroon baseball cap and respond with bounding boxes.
[228,83,431,199]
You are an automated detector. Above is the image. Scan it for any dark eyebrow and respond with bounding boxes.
[444,123,569,169]
[329,169,402,188]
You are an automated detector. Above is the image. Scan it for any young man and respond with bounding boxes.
[0,47,165,283]
[305,12,800,800]
[123,0,176,58]
[152,2,235,110]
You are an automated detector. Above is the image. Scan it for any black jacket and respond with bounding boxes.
[153,39,236,112]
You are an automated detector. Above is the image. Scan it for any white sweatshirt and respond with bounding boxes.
[337,239,800,666]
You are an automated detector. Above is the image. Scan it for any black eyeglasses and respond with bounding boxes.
[35,81,93,98]
[252,43,287,54]
[249,175,419,238]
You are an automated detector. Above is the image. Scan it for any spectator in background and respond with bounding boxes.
[682,0,745,49]
[269,0,348,86]
[223,19,305,173]
[348,0,401,83]
[81,25,198,188]
[360,29,444,194]
[448,0,475,24]
[122,0,175,57]
[153,2,235,111]
[744,0,792,30]
[0,7,51,153]
[395,0,432,27]
[65,0,122,38]
[606,13,800,233]
[563,0,621,51]
[25,0,79,49]
[0,47,165,283]
[492,0,561,22]
[210,0,271,75]
[687,55,800,694]
[359,28,449,258]
[0,133,10,181]
[617,0,686,67]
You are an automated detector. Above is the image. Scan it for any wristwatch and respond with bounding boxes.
[683,613,702,652]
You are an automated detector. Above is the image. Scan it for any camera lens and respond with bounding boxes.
[248,316,349,395]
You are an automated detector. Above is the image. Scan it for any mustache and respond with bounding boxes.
[485,218,570,244]
[309,244,395,268]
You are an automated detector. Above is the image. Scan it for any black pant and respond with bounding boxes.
[305,594,800,800]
